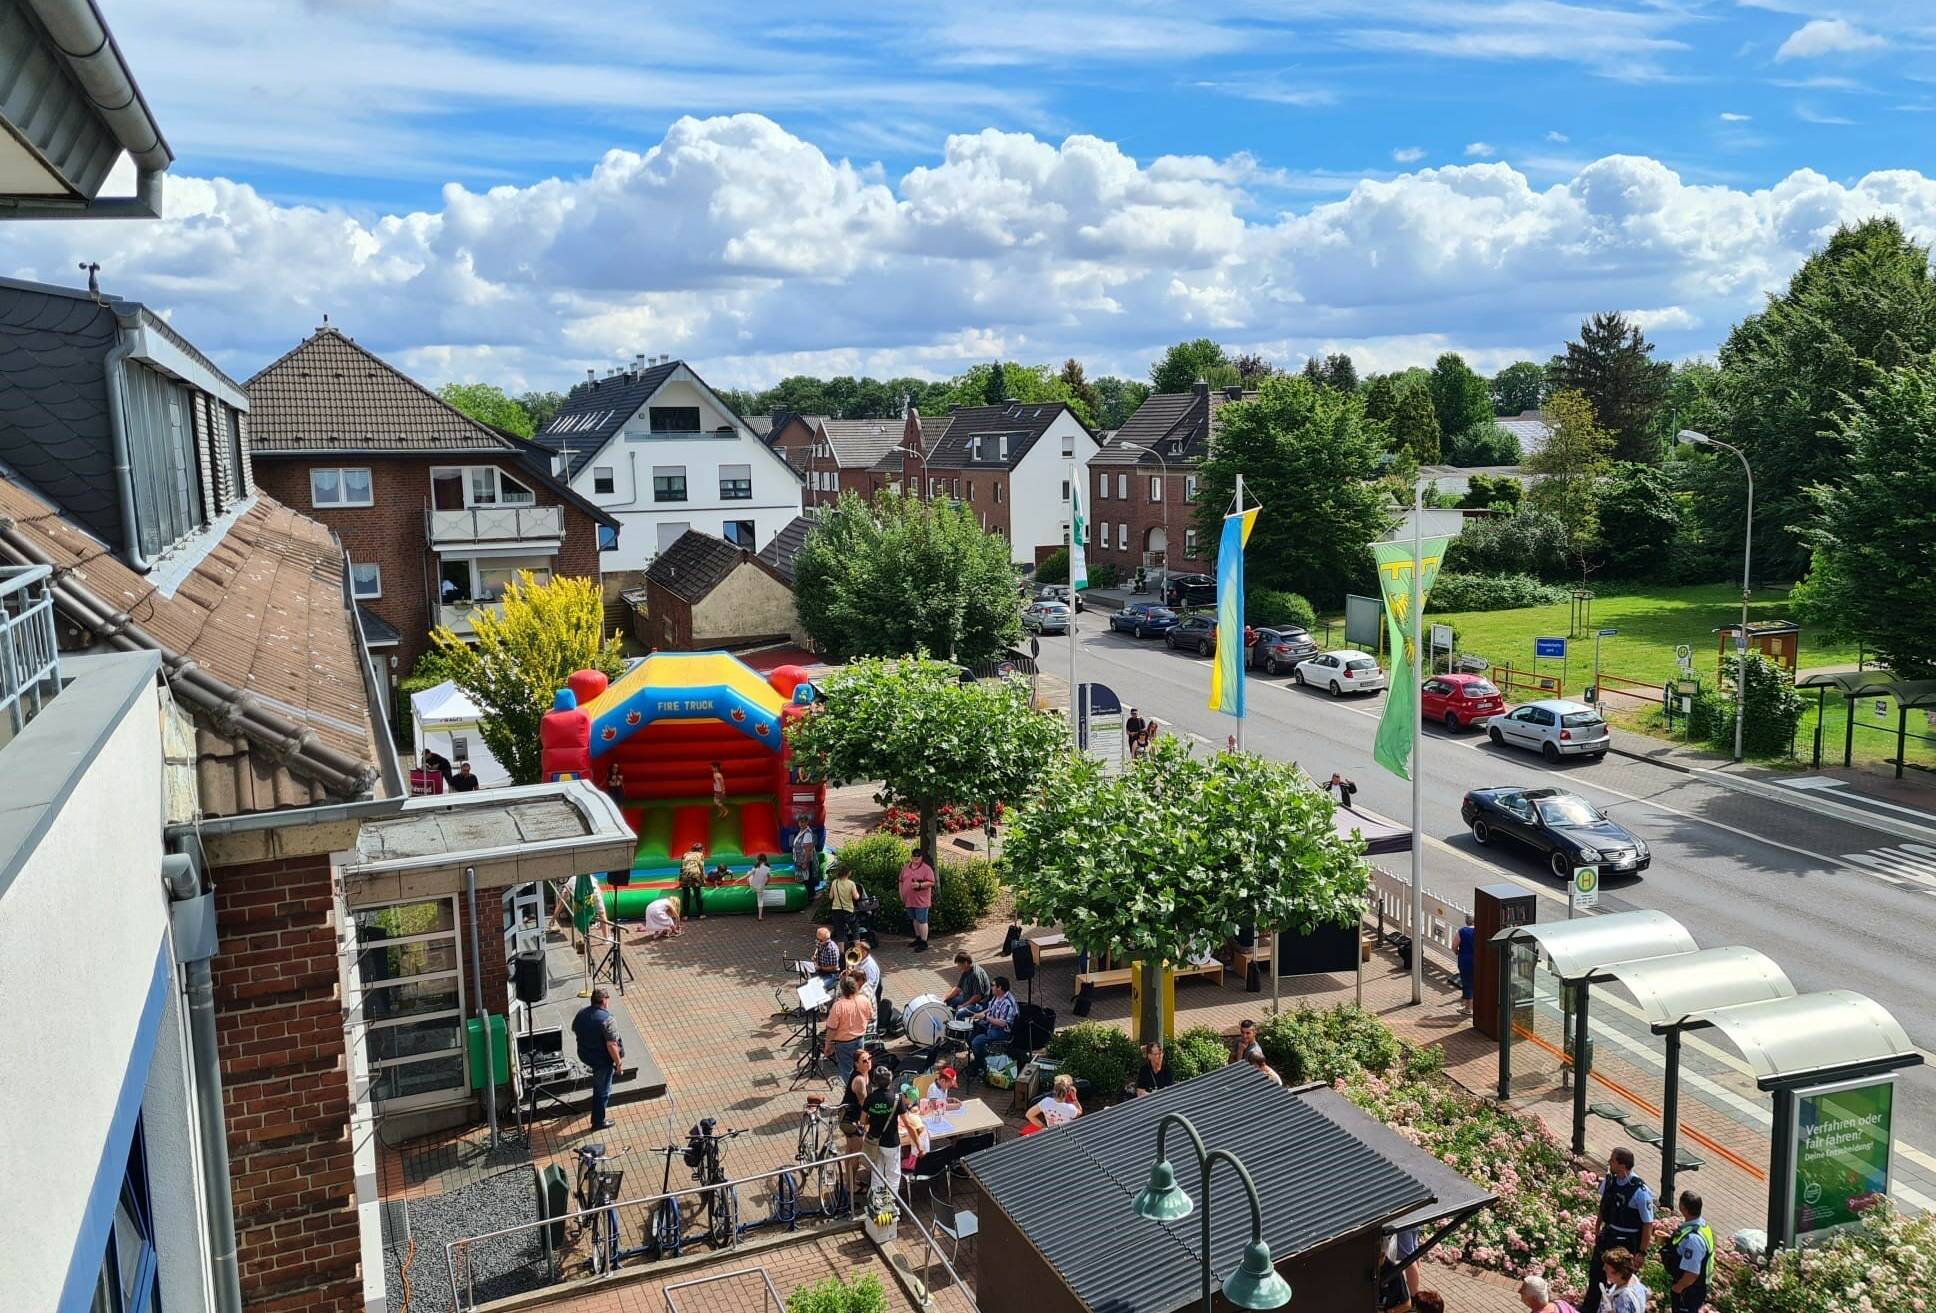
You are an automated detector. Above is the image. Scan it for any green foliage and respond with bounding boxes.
[1428,572,1574,612]
[1595,461,1683,579]
[1429,353,1495,439]
[793,492,1021,663]
[439,382,536,439]
[1088,562,1121,589]
[429,574,625,785]
[1247,588,1316,630]
[1705,218,1936,581]
[1648,358,1720,453]
[1489,360,1547,415]
[721,374,954,421]
[1402,1040,1447,1079]
[1167,1026,1233,1081]
[1719,1207,1936,1313]
[1547,312,1671,464]
[940,361,1098,428]
[516,390,567,432]
[1003,735,1371,964]
[1458,473,1524,512]
[1255,1005,1402,1084]
[1389,380,1442,463]
[1445,421,1522,467]
[1361,374,1399,426]
[1319,352,1358,392]
[828,833,998,936]
[786,1273,890,1313]
[1443,510,1570,580]
[1093,376,1152,429]
[1194,374,1394,606]
[1150,338,1234,393]
[1059,358,1103,427]
[1527,388,1614,577]
[788,657,1065,856]
[1035,547,1069,585]
[1796,362,1936,678]
[399,646,460,698]
[1046,1022,1142,1094]
[1689,653,1806,758]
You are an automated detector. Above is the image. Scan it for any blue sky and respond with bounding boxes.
[10,1,1936,390]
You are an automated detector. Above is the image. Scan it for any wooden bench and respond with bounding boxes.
[1075,960,1225,991]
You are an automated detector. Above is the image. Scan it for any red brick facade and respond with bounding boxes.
[768,416,907,511]
[250,455,604,677]
[210,852,361,1313]
[1087,465,1210,578]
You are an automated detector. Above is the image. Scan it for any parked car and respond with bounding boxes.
[1108,603,1179,639]
[1462,786,1651,880]
[1036,583,1084,613]
[1487,699,1610,762]
[1022,601,1071,635]
[1422,673,1505,731]
[1292,649,1388,696]
[1249,626,1319,674]
[1165,574,1216,608]
[1165,615,1218,655]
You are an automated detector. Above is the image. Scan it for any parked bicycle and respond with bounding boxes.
[569,1142,628,1274]
[790,1094,851,1220]
[644,1144,686,1261]
[682,1118,746,1249]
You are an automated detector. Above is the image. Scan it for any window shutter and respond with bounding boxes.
[236,411,254,497]
[192,395,216,522]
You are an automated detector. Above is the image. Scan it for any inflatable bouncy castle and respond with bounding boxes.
[541,654,826,916]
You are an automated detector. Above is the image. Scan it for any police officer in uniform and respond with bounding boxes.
[1581,1146,1655,1313]
[1663,1189,1714,1313]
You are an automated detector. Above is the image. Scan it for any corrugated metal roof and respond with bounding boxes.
[966,1064,1434,1313]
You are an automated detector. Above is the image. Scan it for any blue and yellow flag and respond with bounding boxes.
[1208,507,1259,718]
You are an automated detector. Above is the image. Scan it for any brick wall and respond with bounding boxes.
[1088,464,1210,577]
[459,897,510,1015]
[209,852,361,1313]
[252,455,606,675]
[642,578,692,650]
[955,472,1012,542]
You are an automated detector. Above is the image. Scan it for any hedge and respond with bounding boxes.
[1428,571,1574,612]
[1248,588,1317,631]
[820,831,999,935]
[1045,1021,1142,1095]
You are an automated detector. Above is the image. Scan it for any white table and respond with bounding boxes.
[920,1097,1005,1144]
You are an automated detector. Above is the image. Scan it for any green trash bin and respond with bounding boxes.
[465,1013,510,1090]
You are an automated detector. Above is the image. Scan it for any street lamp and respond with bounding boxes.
[1133,1112,1292,1311]
[1677,429,1753,762]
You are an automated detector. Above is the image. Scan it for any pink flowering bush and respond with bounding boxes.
[1719,1207,1936,1313]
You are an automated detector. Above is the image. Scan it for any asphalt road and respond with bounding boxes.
[1048,611,1936,1179]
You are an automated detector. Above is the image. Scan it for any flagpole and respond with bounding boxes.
[1234,472,1246,754]
[1410,480,1425,1007]
[1067,459,1080,749]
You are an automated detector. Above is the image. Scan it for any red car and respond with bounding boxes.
[1422,673,1505,731]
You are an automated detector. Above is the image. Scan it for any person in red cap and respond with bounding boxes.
[921,1066,963,1113]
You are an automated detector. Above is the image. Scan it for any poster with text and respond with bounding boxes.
[1793,1078,1894,1242]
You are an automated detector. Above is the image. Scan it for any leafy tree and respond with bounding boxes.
[1526,388,1614,580]
[787,657,1065,859]
[1231,351,1277,383]
[1093,376,1152,428]
[938,362,1097,428]
[1194,374,1393,605]
[1795,363,1936,678]
[1389,380,1443,463]
[1058,358,1103,427]
[517,390,567,432]
[429,573,625,785]
[1150,337,1233,393]
[983,361,1009,405]
[1595,461,1682,579]
[1444,421,1522,467]
[440,382,535,438]
[1442,508,1569,580]
[1457,473,1524,512]
[1547,312,1671,464]
[1489,360,1547,415]
[1300,357,1326,387]
[792,491,1021,663]
[1362,374,1399,426]
[1428,353,1495,438]
[1323,352,1359,393]
[1706,218,1936,582]
[1648,359,1721,452]
[1003,736,1370,1038]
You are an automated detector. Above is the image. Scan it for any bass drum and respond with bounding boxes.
[901,994,950,1048]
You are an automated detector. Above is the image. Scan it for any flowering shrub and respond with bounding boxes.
[1719,1207,1936,1313]
[878,800,1005,838]
[1257,1005,1402,1084]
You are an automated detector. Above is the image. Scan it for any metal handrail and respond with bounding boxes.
[0,564,60,738]
[664,1266,784,1312]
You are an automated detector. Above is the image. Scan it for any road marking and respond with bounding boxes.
[1780,775,1936,826]
[1841,843,1936,890]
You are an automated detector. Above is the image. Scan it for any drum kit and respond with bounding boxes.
[901,994,951,1048]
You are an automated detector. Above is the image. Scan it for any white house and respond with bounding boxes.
[410,681,512,787]
[914,401,1101,567]
[529,358,803,578]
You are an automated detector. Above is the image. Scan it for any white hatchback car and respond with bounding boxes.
[1487,699,1611,762]
[1292,649,1388,697]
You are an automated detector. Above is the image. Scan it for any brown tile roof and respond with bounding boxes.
[0,476,385,816]
[245,326,512,453]
[1091,385,1253,467]
[645,529,758,605]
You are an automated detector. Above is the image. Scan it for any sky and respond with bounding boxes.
[7,0,1936,394]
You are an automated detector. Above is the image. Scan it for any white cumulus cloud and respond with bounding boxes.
[9,118,1936,391]
[1392,147,1426,164]
[1776,19,1886,61]
[1719,112,1752,122]
[1465,142,1497,158]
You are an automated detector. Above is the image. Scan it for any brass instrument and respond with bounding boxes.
[843,945,866,969]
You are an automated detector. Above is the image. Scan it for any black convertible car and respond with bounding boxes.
[1461,786,1651,880]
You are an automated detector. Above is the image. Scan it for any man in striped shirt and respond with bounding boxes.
[969,976,1019,1071]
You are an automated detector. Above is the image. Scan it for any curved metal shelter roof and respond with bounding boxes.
[1683,990,1919,1089]
[1490,909,1698,981]
[1795,672,1936,710]
[1589,946,1796,1031]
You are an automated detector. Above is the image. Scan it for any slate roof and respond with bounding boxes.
[1091,384,1254,468]
[248,327,516,453]
[528,361,682,477]
[357,605,402,646]
[965,1063,1435,1313]
[818,417,906,469]
[755,514,813,586]
[923,401,1077,471]
[645,529,758,605]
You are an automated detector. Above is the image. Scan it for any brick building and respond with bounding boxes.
[641,528,804,650]
[920,400,1100,566]
[245,325,618,681]
[1087,379,1253,580]
[767,413,925,511]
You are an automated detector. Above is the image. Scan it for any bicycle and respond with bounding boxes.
[791,1094,851,1221]
[644,1145,686,1261]
[569,1143,625,1275]
[683,1119,746,1249]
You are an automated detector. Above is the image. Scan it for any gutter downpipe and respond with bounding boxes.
[103,312,156,571]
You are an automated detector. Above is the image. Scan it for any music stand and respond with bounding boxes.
[788,976,835,1090]
[590,929,634,995]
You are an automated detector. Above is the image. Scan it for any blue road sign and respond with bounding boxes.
[1598,628,1619,638]
[1535,636,1567,659]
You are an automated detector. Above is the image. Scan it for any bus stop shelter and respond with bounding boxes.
[1795,671,1936,776]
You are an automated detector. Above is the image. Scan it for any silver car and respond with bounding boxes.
[1487,699,1610,762]
[1022,601,1071,634]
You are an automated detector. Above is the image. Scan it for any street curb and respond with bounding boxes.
[1606,744,1936,844]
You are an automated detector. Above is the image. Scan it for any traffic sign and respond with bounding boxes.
[1598,628,1618,637]
[1570,865,1600,914]
[1430,623,1453,650]
[1535,636,1567,659]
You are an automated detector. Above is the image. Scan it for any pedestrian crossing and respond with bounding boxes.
[1840,841,1936,890]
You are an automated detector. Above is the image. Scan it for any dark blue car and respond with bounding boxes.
[1108,603,1179,639]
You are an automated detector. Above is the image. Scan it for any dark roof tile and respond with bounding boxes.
[246,327,514,453]
[644,529,751,605]
[755,515,813,586]
[924,401,1080,471]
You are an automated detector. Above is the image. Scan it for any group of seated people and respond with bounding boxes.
[939,951,1020,1073]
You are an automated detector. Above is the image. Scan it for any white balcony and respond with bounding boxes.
[438,602,507,636]
[427,505,564,547]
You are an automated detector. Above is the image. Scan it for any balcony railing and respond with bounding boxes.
[0,564,60,744]
[427,505,564,546]
[437,601,508,636]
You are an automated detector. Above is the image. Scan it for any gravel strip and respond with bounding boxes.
[383,1168,545,1313]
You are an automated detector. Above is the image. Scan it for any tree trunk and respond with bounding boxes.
[1131,960,1174,1045]
[918,800,939,867]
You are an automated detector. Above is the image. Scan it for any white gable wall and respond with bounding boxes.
[1008,412,1101,566]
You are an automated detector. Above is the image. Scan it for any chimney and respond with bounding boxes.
[1223,385,1245,400]
[1192,378,1211,401]
[633,353,645,377]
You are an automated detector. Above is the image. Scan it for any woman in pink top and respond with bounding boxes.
[899,849,936,952]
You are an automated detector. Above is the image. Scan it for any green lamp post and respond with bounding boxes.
[1133,1112,1292,1311]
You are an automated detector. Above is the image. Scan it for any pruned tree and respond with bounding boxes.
[1526,388,1614,582]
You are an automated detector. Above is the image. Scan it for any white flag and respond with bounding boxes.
[1068,466,1088,591]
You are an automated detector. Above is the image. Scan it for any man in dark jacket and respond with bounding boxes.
[572,987,623,1130]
